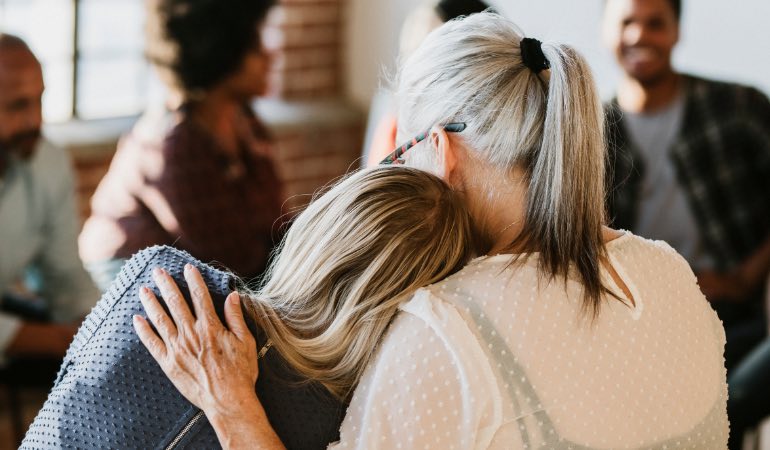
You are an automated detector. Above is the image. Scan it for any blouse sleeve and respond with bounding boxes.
[330,291,503,450]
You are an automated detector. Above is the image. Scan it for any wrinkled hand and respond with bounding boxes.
[697,269,752,303]
[133,264,259,416]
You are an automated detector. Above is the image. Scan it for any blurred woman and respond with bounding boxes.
[79,0,284,290]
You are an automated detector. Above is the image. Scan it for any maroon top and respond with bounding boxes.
[79,106,284,278]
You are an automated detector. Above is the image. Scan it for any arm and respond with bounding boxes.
[698,234,770,303]
[133,265,284,450]
[697,88,770,303]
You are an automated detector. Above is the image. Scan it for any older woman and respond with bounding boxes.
[79,0,284,290]
[138,13,728,449]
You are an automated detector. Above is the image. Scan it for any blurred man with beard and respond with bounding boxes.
[0,34,97,365]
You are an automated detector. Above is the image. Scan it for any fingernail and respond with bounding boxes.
[152,267,162,277]
[184,263,193,273]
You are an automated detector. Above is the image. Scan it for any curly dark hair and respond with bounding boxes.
[145,0,276,94]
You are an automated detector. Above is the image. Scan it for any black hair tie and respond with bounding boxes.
[520,37,550,74]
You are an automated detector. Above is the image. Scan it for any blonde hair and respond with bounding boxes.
[396,12,611,316]
[244,166,474,399]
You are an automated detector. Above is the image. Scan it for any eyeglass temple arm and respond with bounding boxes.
[381,122,466,165]
[443,122,466,132]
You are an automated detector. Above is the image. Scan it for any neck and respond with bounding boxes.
[460,162,528,255]
[617,71,681,114]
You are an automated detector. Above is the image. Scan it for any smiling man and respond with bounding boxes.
[0,34,98,365]
[602,2,770,440]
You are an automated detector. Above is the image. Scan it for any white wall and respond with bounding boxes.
[345,0,770,109]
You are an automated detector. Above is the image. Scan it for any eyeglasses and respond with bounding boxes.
[380,122,467,165]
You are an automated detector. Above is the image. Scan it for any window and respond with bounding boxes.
[0,0,164,122]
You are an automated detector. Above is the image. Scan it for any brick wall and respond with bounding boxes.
[271,124,363,211]
[73,150,112,221]
[68,0,363,222]
[265,0,343,98]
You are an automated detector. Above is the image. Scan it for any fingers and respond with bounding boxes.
[183,264,220,327]
[152,267,195,328]
[133,314,167,361]
[224,292,253,343]
[139,286,178,341]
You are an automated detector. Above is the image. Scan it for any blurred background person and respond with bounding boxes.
[602,1,770,445]
[361,0,491,167]
[603,0,770,367]
[0,33,98,364]
[0,37,98,446]
[78,0,285,291]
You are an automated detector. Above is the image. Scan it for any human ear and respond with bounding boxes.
[430,127,458,180]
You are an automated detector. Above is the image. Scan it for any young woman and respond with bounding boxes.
[139,12,728,449]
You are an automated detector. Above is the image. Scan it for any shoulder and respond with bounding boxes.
[685,74,770,114]
[686,74,760,96]
[392,289,503,401]
[122,109,203,162]
[29,138,75,188]
[610,231,696,281]
[31,138,72,169]
[159,114,205,160]
[336,290,503,448]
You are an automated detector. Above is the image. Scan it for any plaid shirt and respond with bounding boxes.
[605,75,770,270]
[80,106,285,278]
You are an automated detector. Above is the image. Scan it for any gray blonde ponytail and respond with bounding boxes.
[515,42,609,315]
[396,12,611,315]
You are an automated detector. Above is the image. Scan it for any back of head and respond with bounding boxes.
[0,33,38,71]
[0,33,31,53]
[0,33,43,162]
[144,0,275,94]
[246,166,474,398]
[396,12,609,315]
